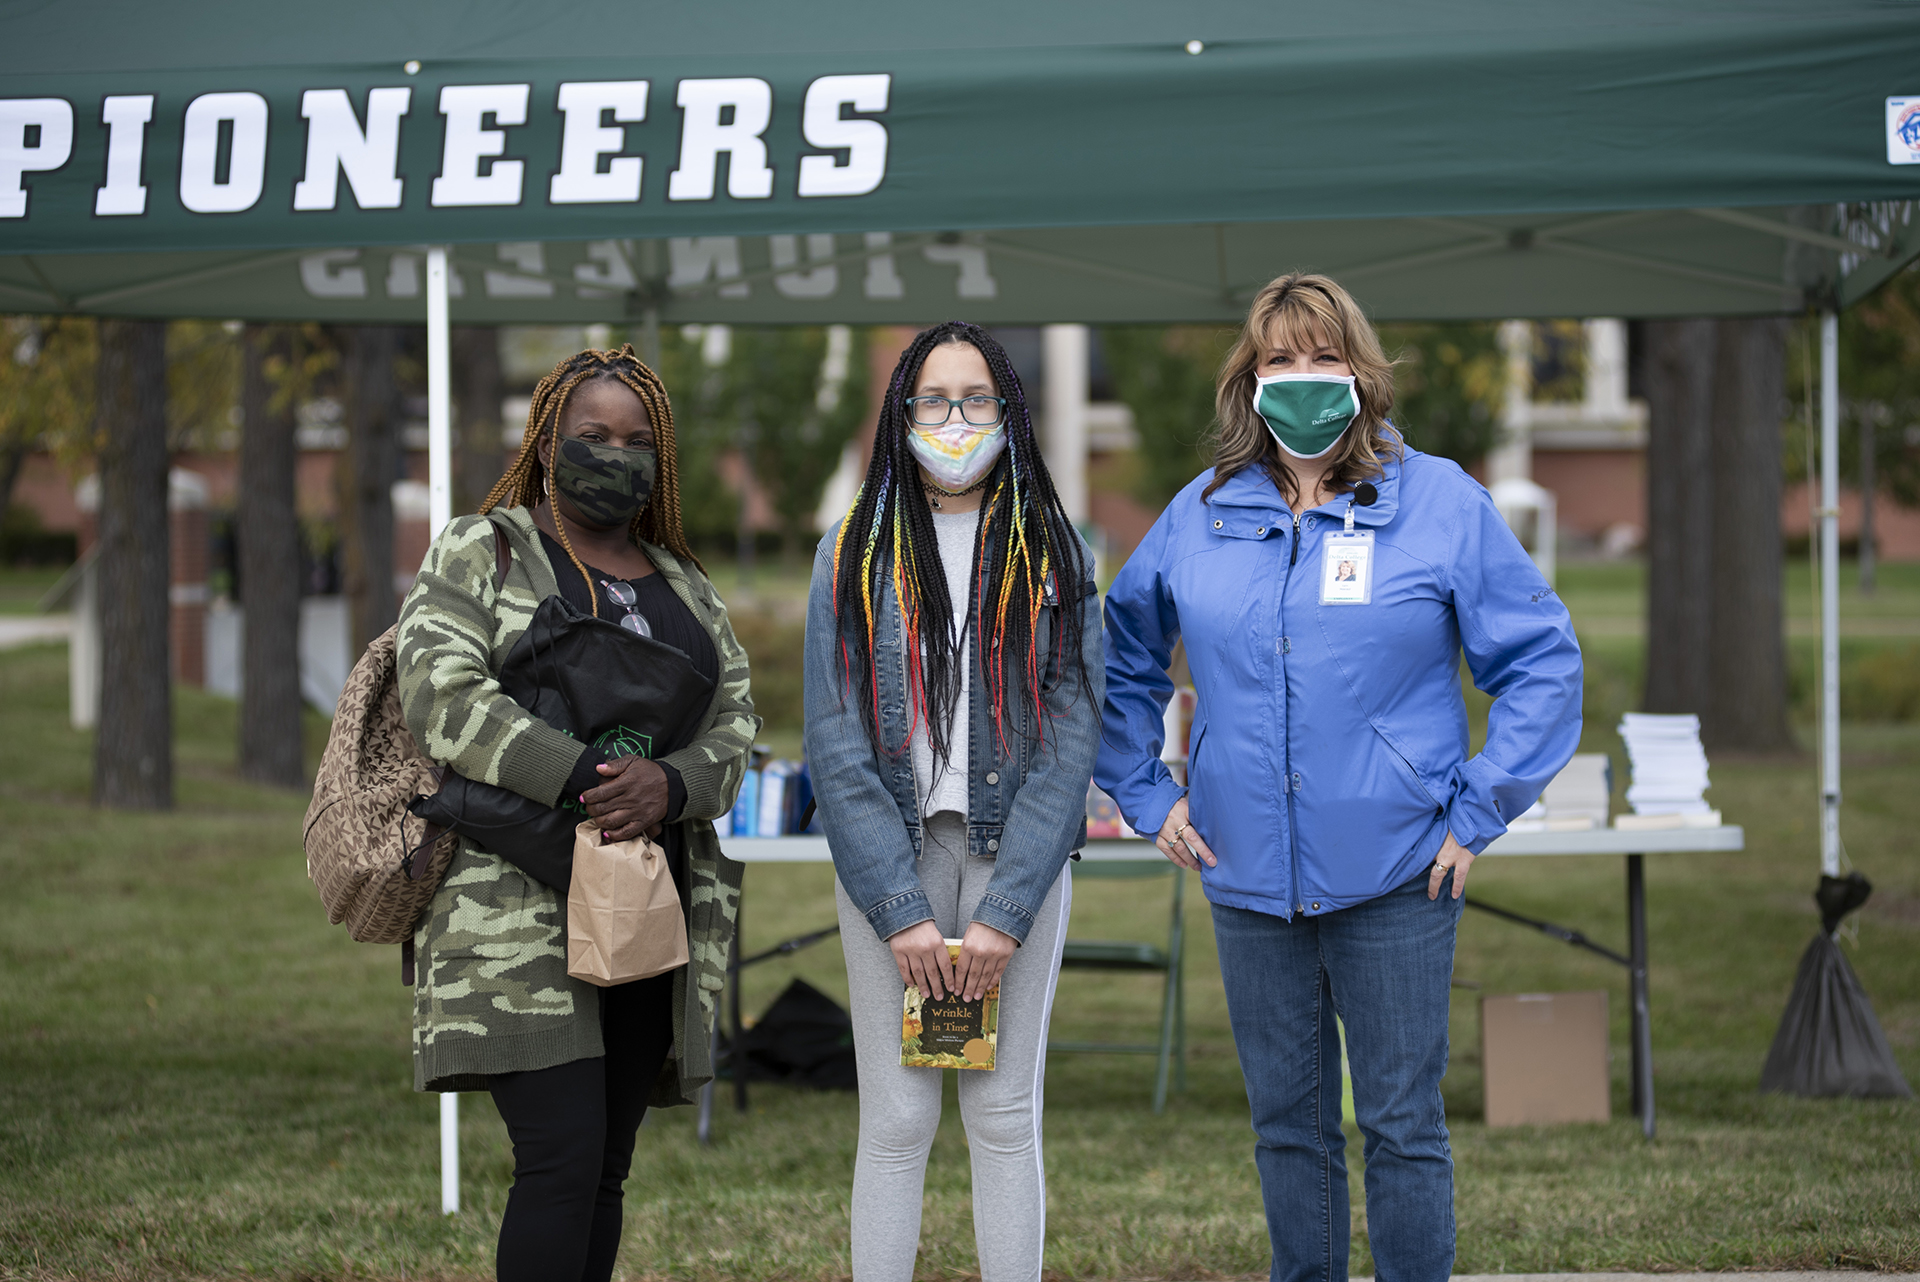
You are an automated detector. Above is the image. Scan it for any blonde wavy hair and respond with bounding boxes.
[1205,272,1400,504]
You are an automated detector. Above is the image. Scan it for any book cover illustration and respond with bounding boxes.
[900,940,998,1070]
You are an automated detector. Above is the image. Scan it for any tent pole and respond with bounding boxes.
[426,247,453,539]
[426,245,459,1216]
[1818,311,1841,880]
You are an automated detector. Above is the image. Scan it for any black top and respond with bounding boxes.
[538,530,720,691]
[541,529,719,829]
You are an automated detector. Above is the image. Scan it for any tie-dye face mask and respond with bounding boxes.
[907,418,1007,491]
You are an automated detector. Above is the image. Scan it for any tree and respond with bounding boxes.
[164,320,240,453]
[712,326,867,554]
[1376,322,1505,466]
[0,316,95,524]
[92,319,172,809]
[452,326,504,515]
[648,325,741,549]
[1100,326,1233,507]
[338,326,401,654]
[236,325,306,787]
[1641,318,1794,753]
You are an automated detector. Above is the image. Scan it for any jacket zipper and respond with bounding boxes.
[1281,510,1303,915]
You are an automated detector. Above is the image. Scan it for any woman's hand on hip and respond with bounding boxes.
[1156,796,1217,870]
[580,756,668,842]
[955,922,1016,1003]
[888,920,956,1002]
[1427,832,1475,900]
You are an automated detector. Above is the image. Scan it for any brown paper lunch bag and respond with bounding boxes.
[566,821,689,987]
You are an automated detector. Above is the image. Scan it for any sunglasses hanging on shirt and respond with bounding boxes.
[600,579,652,638]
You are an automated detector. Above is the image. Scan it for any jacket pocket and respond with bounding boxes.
[1183,718,1212,831]
[1293,729,1442,901]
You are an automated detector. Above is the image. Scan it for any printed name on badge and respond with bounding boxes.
[1320,531,1374,605]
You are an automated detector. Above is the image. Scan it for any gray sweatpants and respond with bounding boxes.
[833,812,1072,1282]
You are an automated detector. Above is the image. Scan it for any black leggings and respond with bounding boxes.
[486,972,676,1282]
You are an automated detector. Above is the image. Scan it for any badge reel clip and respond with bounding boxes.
[1320,484,1376,606]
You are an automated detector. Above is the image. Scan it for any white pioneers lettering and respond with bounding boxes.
[797,73,890,198]
[668,78,775,201]
[0,98,72,219]
[179,92,270,214]
[431,83,530,208]
[293,87,411,211]
[0,73,893,219]
[549,81,648,205]
[95,95,153,216]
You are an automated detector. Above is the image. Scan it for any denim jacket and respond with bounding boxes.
[802,522,1104,945]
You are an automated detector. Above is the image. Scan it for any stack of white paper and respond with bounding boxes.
[1508,753,1612,832]
[1616,713,1718,826]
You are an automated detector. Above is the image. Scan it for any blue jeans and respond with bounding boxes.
[1211,873,1463,1282]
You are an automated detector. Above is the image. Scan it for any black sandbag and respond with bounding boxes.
[722,978,859,1090]
[1760,929,1912,1099]
[411,592,713,884]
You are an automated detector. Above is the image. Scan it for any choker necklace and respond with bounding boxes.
[923,476,988,510]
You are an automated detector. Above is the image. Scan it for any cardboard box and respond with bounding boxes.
[1480,990,1610,1127]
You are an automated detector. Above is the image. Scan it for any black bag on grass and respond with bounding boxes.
[410,592,712,888]
[1760,873,1912,1099]
[723,979,859,1090]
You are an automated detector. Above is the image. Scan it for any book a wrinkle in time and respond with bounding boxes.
[901,940,999,1070]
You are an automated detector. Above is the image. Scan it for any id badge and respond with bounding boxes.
[1319,530,1374,605]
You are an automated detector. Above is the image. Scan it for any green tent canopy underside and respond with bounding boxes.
[2,1,1918,323]
[4,206,1915,325]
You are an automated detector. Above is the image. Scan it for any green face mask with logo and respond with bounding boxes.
[551,436,656,528]
[1253,373,1361,459]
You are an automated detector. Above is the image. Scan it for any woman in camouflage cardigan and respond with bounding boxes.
[396,347,758,1282]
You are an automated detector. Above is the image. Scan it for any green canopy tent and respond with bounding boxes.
[5,0,1916,1197]
[3,0,1918,327]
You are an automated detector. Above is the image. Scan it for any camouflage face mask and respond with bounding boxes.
[551,436,656,529]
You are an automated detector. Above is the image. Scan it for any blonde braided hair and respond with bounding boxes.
[479,344,701,613]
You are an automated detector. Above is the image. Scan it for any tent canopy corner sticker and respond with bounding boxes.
[1,0,1919,323]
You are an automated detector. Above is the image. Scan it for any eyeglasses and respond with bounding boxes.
[905,394,1006,428]
[600,579,652,638]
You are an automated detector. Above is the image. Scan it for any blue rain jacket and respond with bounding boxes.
[1096,449,1582,920]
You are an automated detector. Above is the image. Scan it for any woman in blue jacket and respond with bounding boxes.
[1097,274,1582,1282]
[804,322,1102,1282]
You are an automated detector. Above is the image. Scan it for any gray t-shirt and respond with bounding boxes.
[909,510,977,819]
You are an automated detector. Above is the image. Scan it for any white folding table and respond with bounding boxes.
[718,824,1746,1140]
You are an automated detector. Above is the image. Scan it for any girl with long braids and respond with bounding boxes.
[803,322,1103,1282]
[395,346,758,1282]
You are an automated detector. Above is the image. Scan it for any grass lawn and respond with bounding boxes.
[2,557,1918,1280]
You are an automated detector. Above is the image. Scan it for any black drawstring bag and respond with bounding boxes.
[1760,872,1913,1099]
[410,592,712,888]
[719,978,859,1091]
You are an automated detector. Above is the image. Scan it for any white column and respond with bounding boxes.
[1489,320,1533,485]
[1041,324,1088,523]
[1583,319,1630,421]
[426,244,459,1215]
[70,556,99,730]
[426,247,453,539]
[1819,312,1842,881]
